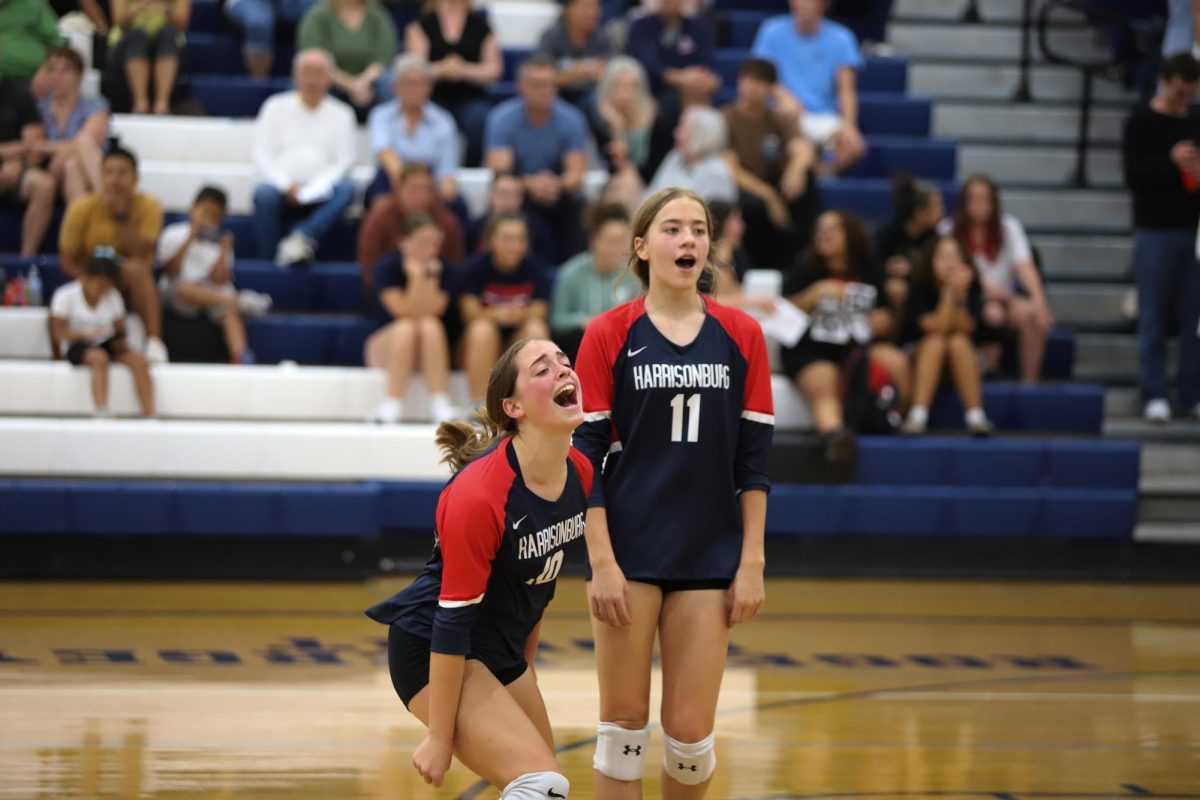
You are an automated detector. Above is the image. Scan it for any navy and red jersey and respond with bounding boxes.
[573,296,774,582]
[460,251,552,309]
[366,438,594,667]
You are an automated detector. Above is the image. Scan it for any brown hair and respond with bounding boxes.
[799,209,874,280]
[45,45,84,74]
[400,162,434,183]
[400,211,437,238]
[484,211,528,242]
[585,201,630,238]
[434,338,540,471]
[952,173,1003,262]
[628,188,717,293]
[910,234,977,288]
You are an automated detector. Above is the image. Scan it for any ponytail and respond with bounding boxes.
[434,408,510,473]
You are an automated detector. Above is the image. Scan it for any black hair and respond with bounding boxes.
[193,185,228,209]
[891,171,938,224]
[84,255,123,284]
[1162,52,1200,82]
[103,146,138,172]
[738,57,777,84]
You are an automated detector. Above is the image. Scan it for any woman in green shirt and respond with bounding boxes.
[297,0,397,113]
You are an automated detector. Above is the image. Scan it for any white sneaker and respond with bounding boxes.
[275,232,315,266]
[145,336,169,364]
[372,398,403,425]
[237,289,273,316]
[1144,399,1171,424]
[430,394,458,425]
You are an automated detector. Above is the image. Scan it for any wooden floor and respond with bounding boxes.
[1,577,1198,799]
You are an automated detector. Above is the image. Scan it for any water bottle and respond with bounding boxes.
[25,265,43,307]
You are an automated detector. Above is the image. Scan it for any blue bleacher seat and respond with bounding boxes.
[1045,441,1141,490]
[190,76,291,118]
[712,50,908,95]
[1035,489,1138,539]
[820,177,959,223]
[279,483,380,535]
[944,439,1045,488]
[841,136,956,181]
[377,481,444,532]
[858,93,932,137]
[503,48,533,82]
[944,488,1041,536]
[190,0,225,34]
[175,483,281,535]
[69,481,175,534]
[928,382,1104,434]
[0,479,70,533]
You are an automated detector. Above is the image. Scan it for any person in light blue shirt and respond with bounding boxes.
[752,0,867,173]
[365,54,460,207]
[485,55,590,260]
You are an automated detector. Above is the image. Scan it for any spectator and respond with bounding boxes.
[459,212,550,407]
[156,186,272,365]
[1164,0,1200,57]
[252,48,356,266]
[297,0,397,114]
[900,235,992,437]
[535,0,614,118]
[108,0,190,115]
[464,171,558,263]
[708,198,772,312]
[59,146,168,362]
[47,0,109,36]
[875,172,943,317]
[365,54,459,209]
[829,0,894,52]
[1122,52,1200,423]
[947,174,1054,382]
[781,209,907,455]
[645,104,737,204]
[595,55,658,208]
[0,74,55,257]
[752,0,867,174]
[722,56,819,270]
[405,0,502,168]
[549,201,640,361]
[0,0,63,82]
[365,212,457,424]
[357,161,465,285]
[485,55,589,262]
[48,253,155,417]
[625,0,718,109]
[226,0,318,79]
[30,46,107,203]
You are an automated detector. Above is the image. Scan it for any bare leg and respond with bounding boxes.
[795,361,842,433]
[125,57,151,113]
[909,334,948,410]
[218,310,248,362]
[244,51,272,79]
[18,169,55,257]
[83,347,110,409]
[61,155,88,203]
[463,318,501,402]
[417,316,450,395]
[382,319,416,399]
[869,342,911,408]
[1009,297,1047,383]
[75,135,103,191]
[946,333,983,410]
[116,348,155,416]
[121,258,162,339]
[153,56,178,114]
[174,282,237,309]
[516,317,550,341]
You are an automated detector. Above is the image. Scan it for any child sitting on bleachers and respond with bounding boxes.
[156,186,272,365]
[49,251,156,418]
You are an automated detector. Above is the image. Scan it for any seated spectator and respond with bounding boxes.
[0,74,55,257]
[708,199,772,313]
[645,105,737,204]
[59,146,168,362]
[900,235,992,437]
[875,172,943,317]
[535,0,615,119]
[753,0,867,174]
[47,0,109,37]
[365,54,459,209]
[31,46,107,203]
[722,57,819,270]
[626,0,718,110]
[485,55,589,262]
[365,212,457,424]
[297,0,397,114]
[464,172,558,263]
[405,0,502,168]
[946,173,1054,382]
[459,212,551,407]
[48,252,155,417]
[108,0,190,114]
[226,0,318,79]
[156,186,272,365]
[781,209,908,457]
[252,48,356,266]
[596,55,659,209]
[549,202,640,361]
[357,161,465,285]
[0,0,64,82]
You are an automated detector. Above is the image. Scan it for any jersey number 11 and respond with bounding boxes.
[669,393,701,442]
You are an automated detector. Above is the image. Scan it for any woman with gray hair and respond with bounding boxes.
[365,54,461,206]
[596,56,659,210]
[644,104,736,203]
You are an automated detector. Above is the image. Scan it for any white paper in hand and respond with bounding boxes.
[759,298,810,348]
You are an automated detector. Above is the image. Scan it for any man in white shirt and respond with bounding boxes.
[252,48,357,266]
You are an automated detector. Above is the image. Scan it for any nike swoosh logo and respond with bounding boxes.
[627,346,647,357]
[513,515,528,530]
[548,791,566,799]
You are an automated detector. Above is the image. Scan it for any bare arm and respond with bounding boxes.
[459,33,503,85]
[486,147,515,176]
[459,293,486,324]
[724,150,780,201]
[836,67,859,129]
[919,287,959,335]
[560,151,587,193]
[378,149,404,186]
[168,0,191,31]
[1014,259,1046,305]
[728,489,766,626]
[582,506,631,626]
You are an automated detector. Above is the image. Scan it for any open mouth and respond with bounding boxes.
[675,256,697,270]
[553,384,579,408]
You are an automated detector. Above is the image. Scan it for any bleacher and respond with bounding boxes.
[0,0,1141,553]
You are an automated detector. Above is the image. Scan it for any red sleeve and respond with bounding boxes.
[434,463,508,606]
[710,301,774,421]
[576,307,627,419]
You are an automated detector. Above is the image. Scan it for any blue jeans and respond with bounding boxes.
[1134,228,1200,407]
[1165,0,1194,55]
[437,94,491,168]
[252,179,356,259]
[226,0,316,55]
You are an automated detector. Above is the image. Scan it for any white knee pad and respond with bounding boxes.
[662,731,716,786]
[501,771,569,799]
[593,722,651,781]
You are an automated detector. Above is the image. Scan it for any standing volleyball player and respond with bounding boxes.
[365,338,591,799]
[574,188,774,798]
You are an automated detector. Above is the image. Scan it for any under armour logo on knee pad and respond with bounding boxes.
[623,745,642,756]
[677,763,698,772]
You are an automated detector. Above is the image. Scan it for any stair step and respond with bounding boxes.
[1045,284,1132,326]
[1105,386,1141,418]
[1030,235,1132,280]
[1135,522,1200,543]
[1076,333,1178,375]
[1105,421,1200,446]
[1141,475,1200,494]
[1000,189,1130,231]
[935,103,1127,144]
[959,144,1123,188]
[1140,494,1200,523]
[895,0,1029,23]
[910,62,1135,103]
[891,22,1106,62]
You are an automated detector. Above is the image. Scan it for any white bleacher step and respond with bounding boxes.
[958,144,1122,189]
[935,103,1126,145]
[0,359,816,431]
[909,62,1134,104]
[890,21,1105,63]
[1029,234,1130,280]
[486,0,559,49]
